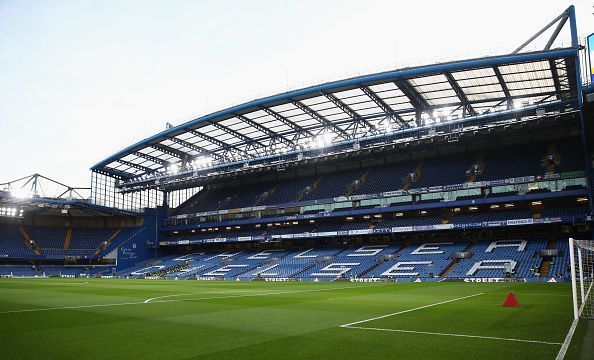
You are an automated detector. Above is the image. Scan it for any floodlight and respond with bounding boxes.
[512,100,525,109]
[10,188,31,199]
[167,163,180,174]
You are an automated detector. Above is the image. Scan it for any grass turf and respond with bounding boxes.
[0,279,587,359]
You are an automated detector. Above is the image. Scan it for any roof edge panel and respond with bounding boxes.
[91,48,578,172]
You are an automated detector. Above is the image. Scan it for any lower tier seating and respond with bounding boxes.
[112,238,571,281]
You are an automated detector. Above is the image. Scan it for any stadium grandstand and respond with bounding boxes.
[1,5,593,359]
[0,5,592,282]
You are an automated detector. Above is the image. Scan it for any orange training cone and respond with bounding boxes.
[502,291,520,307]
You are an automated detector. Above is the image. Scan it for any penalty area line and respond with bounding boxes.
[341,292,483,327]
[342,326,563,346]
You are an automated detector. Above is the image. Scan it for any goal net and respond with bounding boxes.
[569,238,594,319]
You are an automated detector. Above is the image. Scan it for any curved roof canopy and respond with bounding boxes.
[92,48,578,181]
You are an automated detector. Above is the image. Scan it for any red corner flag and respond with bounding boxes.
[502,291,521,307]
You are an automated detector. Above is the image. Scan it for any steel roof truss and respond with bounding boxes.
[116,159,152,173]
[360,86,410,129]
[234,114,294,147]
[133,151,167,166]
[492,66,512,109]
[443,72,477,117]
[321,91,377,135]
[260,107,314,138]
[290,100,350,140]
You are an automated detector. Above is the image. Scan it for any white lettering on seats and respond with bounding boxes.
[411,242,453,255]
[466,260,517,276]
[485,240,527,253]
[204,265,248,276]
[381,261,433,277]
[311,263,360,276]
[347,246,387,257]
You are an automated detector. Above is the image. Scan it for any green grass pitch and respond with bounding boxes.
[0,279,591,359]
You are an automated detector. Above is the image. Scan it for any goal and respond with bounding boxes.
[569,238,594,319]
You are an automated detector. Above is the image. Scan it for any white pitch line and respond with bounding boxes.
[343,326,563,346]
[0,301,145,314]
[143,289,267,303]
[38,281,90,286]
[555,279,594,360]
[0,284,380,314]
[341,292,483,327]
[555,319,579,360]
[148,284,385,304]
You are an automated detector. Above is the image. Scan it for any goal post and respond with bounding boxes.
[569,238,594,320]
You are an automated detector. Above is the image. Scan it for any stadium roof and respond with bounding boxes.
[92,8,580,181]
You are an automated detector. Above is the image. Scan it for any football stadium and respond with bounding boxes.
[1,3,594,360]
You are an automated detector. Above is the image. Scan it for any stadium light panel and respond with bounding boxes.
[193,156,213,169]
[10,188,31,199]
[167,163,180,174]
[513,100,527,109]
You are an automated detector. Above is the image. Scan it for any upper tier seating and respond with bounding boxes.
[173,139,584,215]
[0,225,35,257]
[302,169,364,200]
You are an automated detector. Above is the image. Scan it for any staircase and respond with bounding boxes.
[254,184,278,206]
[359,245,406,278]
[544,142,560,174]
[467,153,485,182]
[296,177,322,202]
[219,194,237,209]
[440,242,474,277]
[403,161,424,191]
[538,238,557,278]
[154,263,189,278]
[95,229,122,255]
[442,211,452,224]
[19,227,41,256]
[64,229,73,250]
[291,263,318,278]
[346,169,369,196]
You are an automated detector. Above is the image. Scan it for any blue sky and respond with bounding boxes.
[0,0,592,187]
